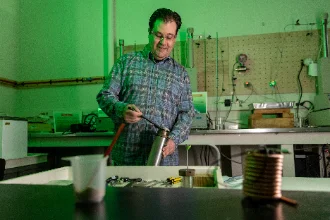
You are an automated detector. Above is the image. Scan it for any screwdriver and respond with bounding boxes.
[166,177,182,185]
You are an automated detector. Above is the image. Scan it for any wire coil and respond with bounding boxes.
[243,150,284,199]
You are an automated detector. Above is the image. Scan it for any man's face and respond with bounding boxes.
[148,19,177,61]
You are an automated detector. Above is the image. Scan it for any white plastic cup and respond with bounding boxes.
[63,154,108,203]
[298,117,305,128]
[215,117,225,130]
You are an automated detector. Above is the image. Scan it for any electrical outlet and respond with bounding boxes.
[224,99,231,107]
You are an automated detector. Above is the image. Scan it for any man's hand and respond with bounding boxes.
[162,138,176,158]
[123,104,142,123]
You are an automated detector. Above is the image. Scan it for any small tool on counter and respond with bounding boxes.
[106,175,118,183]
[123,178,143,187]
[106,175,119,186]
[166,177,182,185]
[120,177,142,182]
[131,180,161,188]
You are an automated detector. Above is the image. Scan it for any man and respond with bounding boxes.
[97,8,195,165]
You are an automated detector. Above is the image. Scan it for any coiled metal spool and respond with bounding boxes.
[243,150,284,199]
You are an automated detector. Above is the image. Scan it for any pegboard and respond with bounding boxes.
[117,28,329,96]
[226,30,320,96]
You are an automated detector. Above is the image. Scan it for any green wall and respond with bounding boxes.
[14,0,108,117]
[0,0,19,115]
[1,0,329,118]
[18,0,104,81]
[116,0,329,45]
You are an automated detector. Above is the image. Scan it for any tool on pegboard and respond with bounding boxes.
[244,81,252,88]
[269,80,277,87]
[235,54,248,72]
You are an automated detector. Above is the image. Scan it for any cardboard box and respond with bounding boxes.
[248,108,294,128]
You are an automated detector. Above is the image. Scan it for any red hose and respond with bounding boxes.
[104,123,126,157]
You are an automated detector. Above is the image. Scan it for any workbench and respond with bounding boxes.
[2,164,330,219]
[3,153,48,180]
[28,127,330,177]
[1,166,330,220]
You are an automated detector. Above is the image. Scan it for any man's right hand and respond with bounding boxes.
[123,104,142,123]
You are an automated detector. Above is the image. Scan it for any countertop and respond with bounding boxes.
[0,184,329,219]
[28,127,330,138]
[0,116,27,121]
[5,153,48,169]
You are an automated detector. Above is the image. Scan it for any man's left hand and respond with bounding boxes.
[162,138,176,158]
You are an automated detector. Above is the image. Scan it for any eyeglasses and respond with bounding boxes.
[150,31,176,41]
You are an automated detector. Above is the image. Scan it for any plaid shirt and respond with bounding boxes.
[97,45,195,165]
